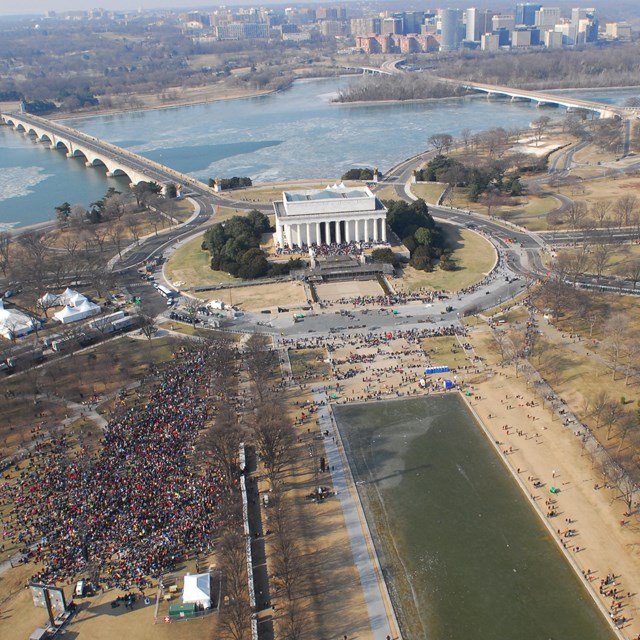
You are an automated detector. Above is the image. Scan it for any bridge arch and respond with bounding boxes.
[1,111,207,193]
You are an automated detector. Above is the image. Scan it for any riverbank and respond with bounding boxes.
[0,84,274,122]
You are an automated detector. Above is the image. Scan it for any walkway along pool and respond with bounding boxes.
[334,395,615,640]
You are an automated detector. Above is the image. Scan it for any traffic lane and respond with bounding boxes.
[115,197,215,270]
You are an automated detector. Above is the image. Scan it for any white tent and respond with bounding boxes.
[39,292,60,309]
[182,573,211,609]
[53,305,87,324]
[59,288,80,305]
[77,299,101,316]
[0,300,37,339]
[69,293,88,307]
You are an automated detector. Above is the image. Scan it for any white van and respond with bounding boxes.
[75,579,85,597]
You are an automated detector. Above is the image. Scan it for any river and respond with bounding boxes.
[1,76,637,228]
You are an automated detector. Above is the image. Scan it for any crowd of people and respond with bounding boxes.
[275,239,391,258]
[1,348,225,589]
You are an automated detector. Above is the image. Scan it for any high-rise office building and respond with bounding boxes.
[492,14,515,31]
[466,7,495,41]
[439,8,462,51]
[535,7,561,29]
[572,7,598,44]
[350,16,381,37]
[381,16,403,35]
[516,3,542,27]
[403,11,424,35]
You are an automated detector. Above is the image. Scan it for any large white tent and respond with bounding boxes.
[77,299,101,316]
[0,300,37,339]
[182,573,211,609]
[53,305,87,324]
[47,288,101,325]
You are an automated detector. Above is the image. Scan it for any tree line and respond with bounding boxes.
[432,42,640,91]
[334,73,465,103]
[201,333,307,640]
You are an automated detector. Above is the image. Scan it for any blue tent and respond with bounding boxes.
[443,379,455,390]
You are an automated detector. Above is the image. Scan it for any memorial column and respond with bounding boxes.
[373,218,379,241]
[336,219,342,244]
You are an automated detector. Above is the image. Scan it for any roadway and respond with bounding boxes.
[5,109,638,345]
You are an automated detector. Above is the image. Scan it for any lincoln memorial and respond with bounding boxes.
[272,184,388,248]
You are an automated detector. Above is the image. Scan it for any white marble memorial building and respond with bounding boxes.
[273,184,388,248]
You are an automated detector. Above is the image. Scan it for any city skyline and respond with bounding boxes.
[0,0,633,18]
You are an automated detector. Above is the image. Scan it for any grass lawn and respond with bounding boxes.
[289,348,332,382]
[397,224,496,293]
[165,233,239,287]
[410,182,446,203]
[210,204,269,225]
[421,335,468,370]
[468,324,504,368]
[552,244,640,279]
[374,185,401,201]
[497,195,560,230]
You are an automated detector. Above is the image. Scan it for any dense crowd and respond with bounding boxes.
[1,348,224,589]
[275,239,390,258]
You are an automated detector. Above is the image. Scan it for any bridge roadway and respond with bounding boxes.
[427,77,639,120]
[1,110,218,196]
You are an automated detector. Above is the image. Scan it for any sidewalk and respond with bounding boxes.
[313,388,401,640]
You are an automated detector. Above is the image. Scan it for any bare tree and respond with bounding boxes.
[590,244,610,283]
[218,529,252,640]
[124,212,141,245]
[428,133,454,155]
[136,307,157,342]
[0,231,11,276]
[203,404,244,492]
[531,115,551,145]
[617,258,640,289]
[106,220,126,258]
[182,298,201,327]
[589,390,611,429]
[492,328,510,365]
[614,194,637,228]
[103,192,126,220]
[252,397,295,484]
[602,313,629,381]
[555,247,589,286]
[460,128,472,148]
[590,201,611,227]
[565,201,589,233]
[602,400,625,441]
[244,335,277,403]
[615,413,637,454]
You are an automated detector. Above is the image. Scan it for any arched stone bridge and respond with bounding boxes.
[1,110,212,194]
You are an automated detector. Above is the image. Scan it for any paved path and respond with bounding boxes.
[312,388,401,640]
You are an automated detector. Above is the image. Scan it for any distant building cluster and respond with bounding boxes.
[41,4,634,51]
